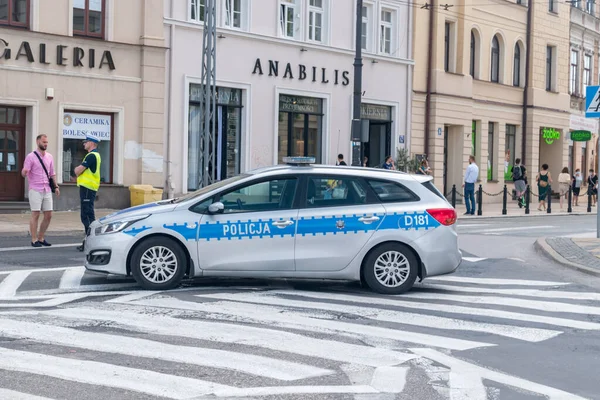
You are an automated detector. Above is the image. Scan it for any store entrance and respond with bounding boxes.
[0,106,26,201]
[188,86,243,191]
[363,122,391,168]
[277,95,323,164]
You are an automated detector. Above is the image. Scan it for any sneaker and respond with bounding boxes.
[31,241,42,248]
[76,245,84,252]
[38,239,52,247]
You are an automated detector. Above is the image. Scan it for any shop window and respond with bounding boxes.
[0,0,28,28]
[73,0,105,38]
[188,85,243,191]
[505,124,516,181]
[62,111,113,184]
[278,94,323,164]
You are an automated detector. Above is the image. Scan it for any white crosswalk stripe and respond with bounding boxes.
[0,274,595,399]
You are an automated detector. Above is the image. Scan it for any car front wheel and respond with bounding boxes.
[130,237,187,290]
[363,243,418,295]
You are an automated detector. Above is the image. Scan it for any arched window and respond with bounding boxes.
[470,31,475,77]
[491,35,500,83]
[513,43,521,86]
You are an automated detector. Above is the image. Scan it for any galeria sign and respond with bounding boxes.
[542,127,560,145]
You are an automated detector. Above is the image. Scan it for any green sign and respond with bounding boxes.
[542,127,561,145]
[571,130,592,142]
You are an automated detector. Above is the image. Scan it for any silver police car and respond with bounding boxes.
[85,157,461,294]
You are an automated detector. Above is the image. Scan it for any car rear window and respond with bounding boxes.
[366,180,419,203]
[421,180,445,200]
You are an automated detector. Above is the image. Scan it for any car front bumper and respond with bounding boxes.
[84,221,131,276]
[411,226,462,278]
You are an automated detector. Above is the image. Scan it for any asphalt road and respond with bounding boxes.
[0,216,599,399]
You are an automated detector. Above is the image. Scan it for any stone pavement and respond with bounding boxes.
[536,237,600,277]
[0,209,116,235]
[456,199,596,219]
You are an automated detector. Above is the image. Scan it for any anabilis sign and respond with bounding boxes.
[0,38,116,70]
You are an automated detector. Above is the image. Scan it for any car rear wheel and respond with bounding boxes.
[130,237,186,290]
[363,243,418,295]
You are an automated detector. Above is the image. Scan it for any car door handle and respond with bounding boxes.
[272,220,294,228]
[358,216,380,224]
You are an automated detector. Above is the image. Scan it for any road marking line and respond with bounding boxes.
[212,385,379,397]
[462,257,487,262]
[42,307,416,368]
[0,271,31,298]
[59,267,86,289]
[0,317,332,381]
[17,282,140,296]
[402,292,600,316]
[132,297,495,351]
[419,283,600,301]
[0,347,232,399]
[0,243,80,252]
[0,266,83,275]
[425,276,570,286]
[411,348,587,400]
[468,225,555,233]
[271,290,600,330]
[0,388,56,400]
[197,292,561,342]
[370,366,408,393]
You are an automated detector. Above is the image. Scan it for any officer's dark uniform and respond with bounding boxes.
[76,136,101,251]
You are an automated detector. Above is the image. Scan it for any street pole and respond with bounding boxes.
[597,134,599,238]
[351,0,363,166]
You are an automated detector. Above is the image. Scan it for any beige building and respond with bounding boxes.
[411,0,571,204]
[568,1,600,182]
[0,0,166,212]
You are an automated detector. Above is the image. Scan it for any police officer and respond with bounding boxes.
[74,134,101,251]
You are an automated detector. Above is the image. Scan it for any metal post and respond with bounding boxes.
[567,185,572,213]
[451,184,456,208]
[477,184,483,216]
[597,137,600,237]
[588,187,592,213]
[502,185,507,215]
[547,185,552,213]
[525,185,530,215]
[199,0,217,187]
[351,0,364,166]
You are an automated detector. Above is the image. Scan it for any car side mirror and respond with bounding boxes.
[208,201,225,214]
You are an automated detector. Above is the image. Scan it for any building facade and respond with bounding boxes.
[569,1,600,181]
[164,0,413,196]
[0,0,166,211]
[411,0,571,203]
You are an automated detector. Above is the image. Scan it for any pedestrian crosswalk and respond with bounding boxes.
[0,274,595,399]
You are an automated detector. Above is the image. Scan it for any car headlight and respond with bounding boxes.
[95,214,150,235]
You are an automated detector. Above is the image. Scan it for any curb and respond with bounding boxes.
[534,237,600,277]
[458,211,597,220]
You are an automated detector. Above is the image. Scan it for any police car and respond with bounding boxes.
[85,157,461,294]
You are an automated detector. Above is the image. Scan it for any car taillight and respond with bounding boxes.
[426,208,457,226]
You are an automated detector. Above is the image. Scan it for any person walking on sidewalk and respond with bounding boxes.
[572,169,583,206]
[588,169,598,206]
[511,158,526,208]
[536,164,552,211]
[21,134,60,247]
[558,167,571,211]
[74,134,102,251]
[462,155,479,215]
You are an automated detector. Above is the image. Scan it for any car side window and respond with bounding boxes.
[219,178,297,214]
[366,179,420,203]
[306,176,368,208]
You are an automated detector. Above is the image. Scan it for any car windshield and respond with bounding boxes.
[171,174,251,204]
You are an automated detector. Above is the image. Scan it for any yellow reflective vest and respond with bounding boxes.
[77,151,101,191]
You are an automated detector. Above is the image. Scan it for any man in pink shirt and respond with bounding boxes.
[21,134,60,247]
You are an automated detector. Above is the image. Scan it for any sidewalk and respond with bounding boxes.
[536,237,600,277]
[0,209,116,235]
[457,199,598,219]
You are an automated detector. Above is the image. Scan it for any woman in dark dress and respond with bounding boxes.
[536,164,552,211]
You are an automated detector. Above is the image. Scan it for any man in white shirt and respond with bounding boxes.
[462,155,479,215]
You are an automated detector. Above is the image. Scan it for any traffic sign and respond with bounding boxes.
[585,85,600,117]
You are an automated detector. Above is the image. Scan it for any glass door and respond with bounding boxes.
[0,107,25,201]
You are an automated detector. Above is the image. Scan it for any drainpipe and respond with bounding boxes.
[165,0,175,198]
[521,0,533,167]
[424,0,436,158]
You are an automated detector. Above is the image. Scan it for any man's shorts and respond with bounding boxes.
[29,189,53,212]
[514,180,527,193]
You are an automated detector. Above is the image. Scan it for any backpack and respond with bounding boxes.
[512,165,522,181]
